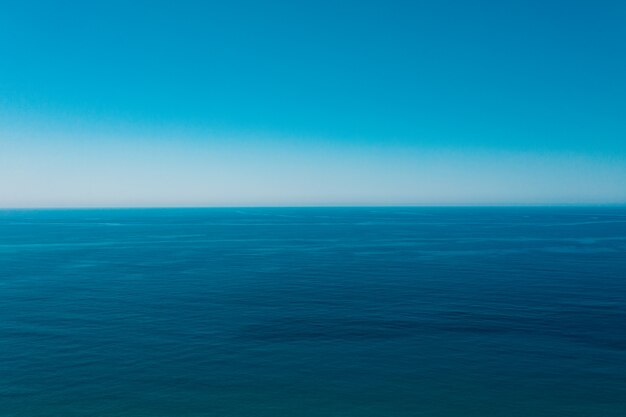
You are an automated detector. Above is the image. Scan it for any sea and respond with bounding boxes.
[1,207,625,416]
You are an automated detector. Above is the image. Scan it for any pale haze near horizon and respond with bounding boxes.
[2,117,625,208]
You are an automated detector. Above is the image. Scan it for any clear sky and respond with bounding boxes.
[1,0,625,207]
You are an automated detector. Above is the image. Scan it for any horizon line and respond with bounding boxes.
[2,203,625,211]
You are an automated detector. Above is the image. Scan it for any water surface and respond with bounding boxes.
[1,207,625,416]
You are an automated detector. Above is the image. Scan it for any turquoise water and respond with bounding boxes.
[1,207,625,416]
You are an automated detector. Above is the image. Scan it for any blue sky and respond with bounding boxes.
[1,0,625,207]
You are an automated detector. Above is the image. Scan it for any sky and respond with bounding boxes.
[1,0,625,207]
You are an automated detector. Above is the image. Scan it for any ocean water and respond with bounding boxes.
[1,207,625,417]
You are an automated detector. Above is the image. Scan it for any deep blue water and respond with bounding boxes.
[1,207,625,416]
